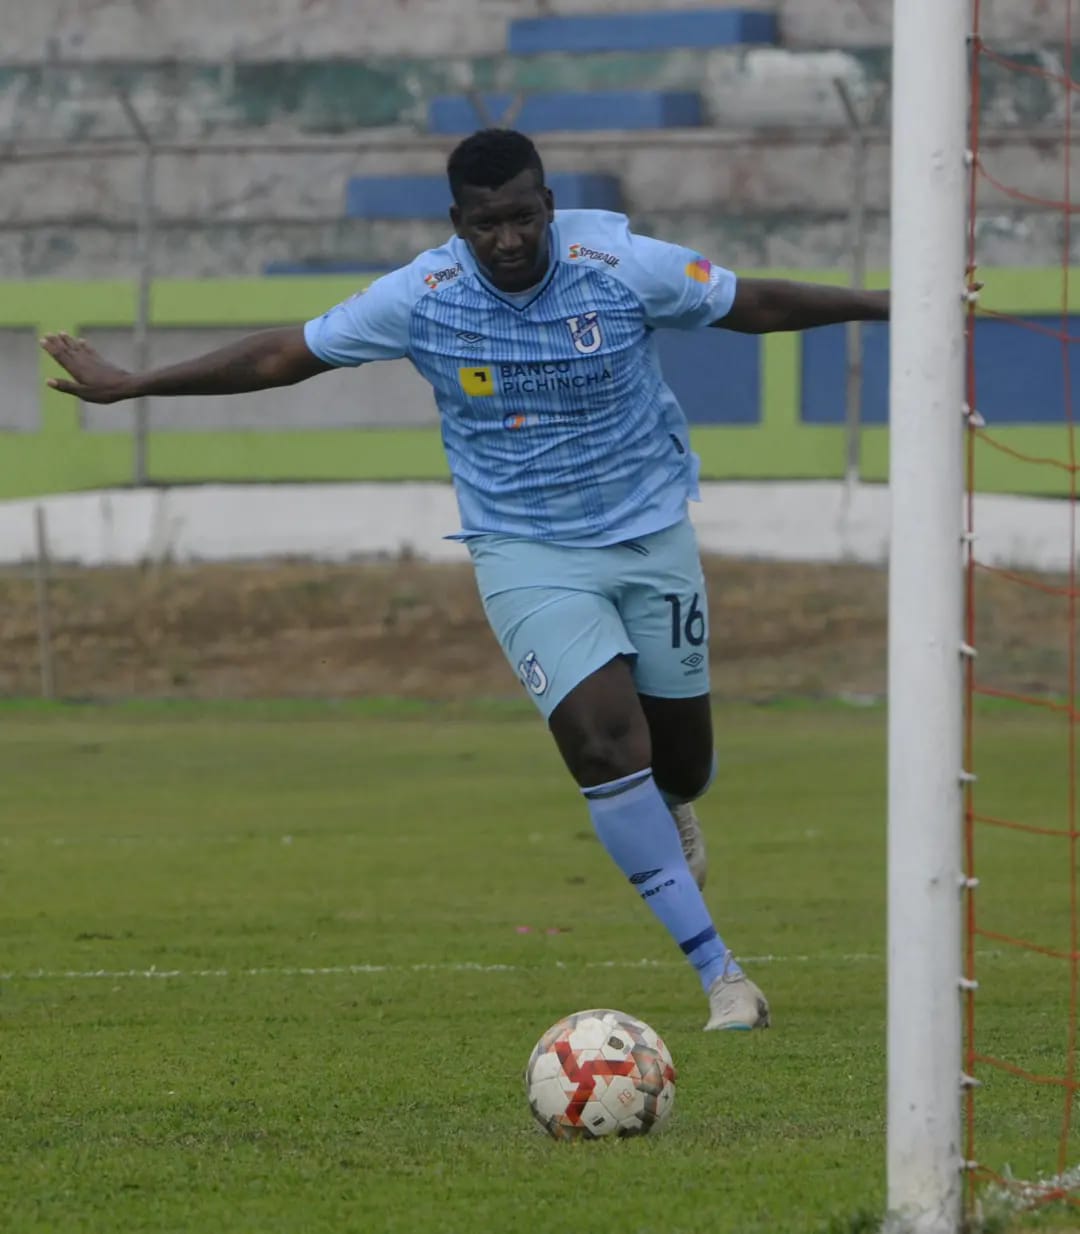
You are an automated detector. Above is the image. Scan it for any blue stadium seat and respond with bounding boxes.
[344,172,623,219]
[658,330,761,425]
[508,9,778,55]
[801,315,1080,426]
[428,91,704,135]
[546,173,623,210]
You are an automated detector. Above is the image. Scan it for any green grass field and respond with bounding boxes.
[1,700,1077,1233]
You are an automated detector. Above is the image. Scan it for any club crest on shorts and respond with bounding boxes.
[517,650,549,695]
[565,312,602,355]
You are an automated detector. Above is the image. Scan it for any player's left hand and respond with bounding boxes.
[40,332,134,403]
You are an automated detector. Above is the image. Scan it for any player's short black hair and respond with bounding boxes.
[447,129,545,204]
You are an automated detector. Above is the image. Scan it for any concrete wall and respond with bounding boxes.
[0,330,42,431]
[0,0,1062,60]
[9,130,1073,224]
[0,1,1069,279]
[79,329,437,431]
[0,133,1069,279]
[0,482,1072,575]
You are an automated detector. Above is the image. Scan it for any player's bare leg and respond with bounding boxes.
[548,658,769,1030]
[547,656,652,787]
[639,692,713,889]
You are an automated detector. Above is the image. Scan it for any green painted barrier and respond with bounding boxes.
[1,268,1073,499]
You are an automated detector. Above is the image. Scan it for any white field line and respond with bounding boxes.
[0,951,1007,983]
[0,954,878,982]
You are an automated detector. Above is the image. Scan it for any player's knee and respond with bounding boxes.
[571,721,651,788]
[656,750,717,805]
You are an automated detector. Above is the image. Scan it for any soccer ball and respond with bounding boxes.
[524,1008,676,1140]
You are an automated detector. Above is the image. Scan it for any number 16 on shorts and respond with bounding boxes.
[664,592,706,649]
[664,592,707,677]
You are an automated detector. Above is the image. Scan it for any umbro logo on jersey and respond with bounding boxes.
[565,312,603,355]
[456,330,486,348]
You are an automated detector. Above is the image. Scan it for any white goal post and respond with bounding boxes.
[887,0,969,1231]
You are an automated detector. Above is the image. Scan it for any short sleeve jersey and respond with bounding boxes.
[304,209,737,545]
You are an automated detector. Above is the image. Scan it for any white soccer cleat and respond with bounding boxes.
[670,802,707,890]
[704,959,771,1032]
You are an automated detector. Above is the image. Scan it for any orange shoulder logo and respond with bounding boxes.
[685,258,712,284]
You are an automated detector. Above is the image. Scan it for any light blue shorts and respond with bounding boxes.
[467,516,710,719]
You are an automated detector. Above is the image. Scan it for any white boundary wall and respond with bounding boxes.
[0,481,1074,571]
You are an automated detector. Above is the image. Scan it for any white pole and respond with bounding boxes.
[33,505,56,701]
[834,77,870,506]
[116,88,155,487]
[887,0,968,1229]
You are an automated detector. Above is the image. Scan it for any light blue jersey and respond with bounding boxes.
[304,210,737,545]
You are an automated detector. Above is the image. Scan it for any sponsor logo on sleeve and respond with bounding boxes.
[685,258,712,284]
[424,262,463,291]
[568,242,620,268]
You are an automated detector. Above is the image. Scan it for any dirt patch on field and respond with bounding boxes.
[0,556,1072,701]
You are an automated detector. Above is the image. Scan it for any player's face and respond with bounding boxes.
[451,170,555,292]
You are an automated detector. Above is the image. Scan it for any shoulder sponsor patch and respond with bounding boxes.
[685,258,712,284]
[424,262,463,291]
[568,242,620,269]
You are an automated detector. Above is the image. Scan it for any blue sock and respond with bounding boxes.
[582,768,738,992]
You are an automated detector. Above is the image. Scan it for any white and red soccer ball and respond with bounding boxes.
[525,1009,677,1140]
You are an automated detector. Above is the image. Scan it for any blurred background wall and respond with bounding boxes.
[0,0,1072,499]
[1,0,1070,279]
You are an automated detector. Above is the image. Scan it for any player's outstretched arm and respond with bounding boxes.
[713,279,889,335]
[40,326,332,405]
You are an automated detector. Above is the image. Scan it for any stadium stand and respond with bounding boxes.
[506,8,778,54]
[0,0,1071,279]
[344,172,623,219]
[427,91,705,136]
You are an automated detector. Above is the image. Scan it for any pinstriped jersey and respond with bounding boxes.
[303,209,737,545]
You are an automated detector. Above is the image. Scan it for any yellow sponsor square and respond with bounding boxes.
[459,366,495,396]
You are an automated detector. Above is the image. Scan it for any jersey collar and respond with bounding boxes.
[461,226,560,312]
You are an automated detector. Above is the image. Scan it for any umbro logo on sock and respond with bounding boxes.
[629,868,662,885]
[640,879,676,900]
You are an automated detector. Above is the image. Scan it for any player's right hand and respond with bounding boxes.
[40,332,134,404]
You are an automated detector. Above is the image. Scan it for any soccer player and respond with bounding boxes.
[41,128,888,1031]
